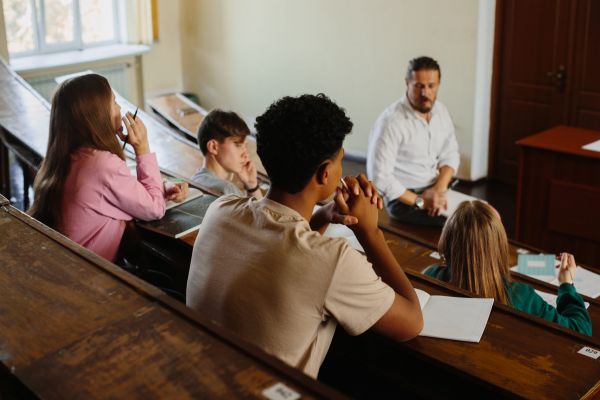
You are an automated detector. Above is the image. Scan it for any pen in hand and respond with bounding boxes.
[122,107,139,150]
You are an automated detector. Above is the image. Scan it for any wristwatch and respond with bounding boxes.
[414,196,425,210]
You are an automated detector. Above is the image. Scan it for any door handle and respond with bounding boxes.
[547,65,566,93]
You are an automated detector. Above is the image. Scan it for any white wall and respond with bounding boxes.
[142,0,184,98]
[180,0,495,180]
[0,0,9,62]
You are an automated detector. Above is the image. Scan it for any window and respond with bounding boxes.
[3,0,120,57]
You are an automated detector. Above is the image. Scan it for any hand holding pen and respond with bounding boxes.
[121,107,138,150]
[117,108,150,156]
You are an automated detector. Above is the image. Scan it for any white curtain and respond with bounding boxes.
[123,0,154,45]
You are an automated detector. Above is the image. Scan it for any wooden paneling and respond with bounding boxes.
[516,126,600,267]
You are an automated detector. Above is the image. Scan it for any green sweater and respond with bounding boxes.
[423,265,592,336]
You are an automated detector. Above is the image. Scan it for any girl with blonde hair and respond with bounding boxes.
[30,74,187,262]
[424,200,591,335]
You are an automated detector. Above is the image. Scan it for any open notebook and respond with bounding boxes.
[415,289,494,343]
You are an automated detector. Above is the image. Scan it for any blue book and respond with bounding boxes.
[516,254,556,277]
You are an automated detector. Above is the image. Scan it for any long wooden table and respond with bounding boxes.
[0,194,343,399]
[181,228,600,398]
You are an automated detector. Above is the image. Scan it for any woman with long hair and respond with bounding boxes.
[424,200,591,335]
[29,73,187,262]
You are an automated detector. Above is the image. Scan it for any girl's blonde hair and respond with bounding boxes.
[29,74,124,229]
[438,200,511,305]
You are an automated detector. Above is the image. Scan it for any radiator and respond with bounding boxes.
[24,63,132,102]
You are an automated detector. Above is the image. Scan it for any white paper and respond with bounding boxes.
[262,383,301,400]
[534,289,589,309]
[323,223,364,252]
[440,190,487,218]
[313,205,364,252]
[165,186,204,210]
[512,265,600,299]
[415,289,494,343]
[578,346,600,360]
[582,139,600,152]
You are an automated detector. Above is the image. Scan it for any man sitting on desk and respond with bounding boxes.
[367,56,460,227]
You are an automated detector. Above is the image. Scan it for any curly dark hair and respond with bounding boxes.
[405,56,441,81]
[197,109,250,155]
[255,94,353,193]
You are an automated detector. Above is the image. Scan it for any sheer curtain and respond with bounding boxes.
[122,0,156,45]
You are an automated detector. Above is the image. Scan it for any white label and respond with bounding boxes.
[527,260,546,268]
[516,248,530,254]
[262,383,301,400]
[577,346,600,360]
[429,251,441,260]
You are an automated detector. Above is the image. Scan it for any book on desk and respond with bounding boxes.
[137,193,218,238]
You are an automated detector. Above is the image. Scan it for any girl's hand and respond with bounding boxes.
[165,182,189,203]
[556,252,577,284]
[120,112,150,156]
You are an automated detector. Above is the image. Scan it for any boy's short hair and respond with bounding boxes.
[255,94,353,193]
[197,109,250,155]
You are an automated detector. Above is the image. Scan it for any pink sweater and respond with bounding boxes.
[61,147,166,261]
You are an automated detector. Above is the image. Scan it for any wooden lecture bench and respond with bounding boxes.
[0,194,343,399]
[180,229,600,399]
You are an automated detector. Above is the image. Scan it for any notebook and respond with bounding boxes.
[137,193,218,238]
[126,157,204,210]
[534,290,590,309]
[415,289,494,343]
[511,263,600,299]
[440,190,487,218]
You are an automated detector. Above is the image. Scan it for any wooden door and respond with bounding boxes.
[570,0,600,130]
[491,0,576,182]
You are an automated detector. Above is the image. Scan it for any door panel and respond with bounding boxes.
[492,0,575,181]
[570,0,600,130]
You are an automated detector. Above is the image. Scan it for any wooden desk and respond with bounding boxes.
[516,125,600,267]
[322,271,600,399]
[180,225,600,398]
[0,195,342,399]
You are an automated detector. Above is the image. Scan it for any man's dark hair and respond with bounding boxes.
[405,56,441,81]
[255,94,353,193]
[197,109,250,155]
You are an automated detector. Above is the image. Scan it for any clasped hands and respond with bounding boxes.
[319,174,383,233]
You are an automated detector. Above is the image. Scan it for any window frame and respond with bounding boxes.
[7,0,121,58]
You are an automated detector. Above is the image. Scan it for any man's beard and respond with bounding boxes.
[410,96,434,114]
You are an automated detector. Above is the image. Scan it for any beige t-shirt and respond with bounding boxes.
[187,195,395,378]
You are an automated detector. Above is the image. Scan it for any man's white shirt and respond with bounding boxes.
[367,95,460,203]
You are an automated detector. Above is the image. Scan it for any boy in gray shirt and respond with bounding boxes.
[191,110,263,199]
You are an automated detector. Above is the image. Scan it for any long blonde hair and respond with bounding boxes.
[29,74,124,229]
[438,200,511,305]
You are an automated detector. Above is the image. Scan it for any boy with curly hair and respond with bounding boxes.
[187,94,423,378]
